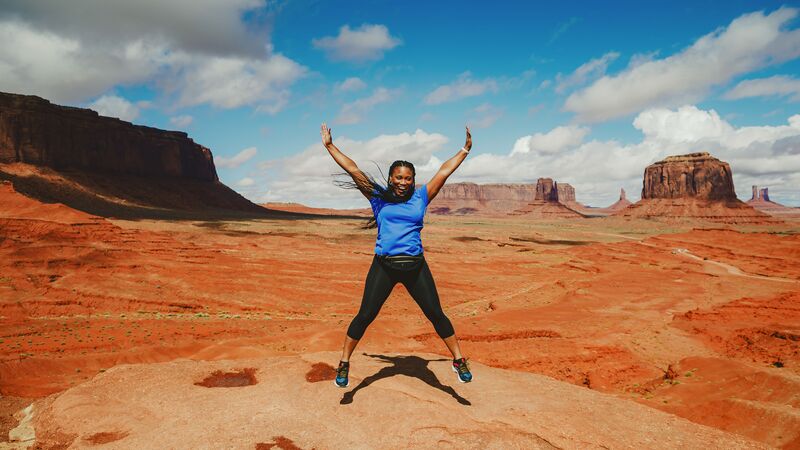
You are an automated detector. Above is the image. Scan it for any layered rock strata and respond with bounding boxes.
[0,92,269,217]
[429,182,537,215]
[618,153,775,223]
[747,185,800,218]
[513,178,586,218]
[0,92,217,181]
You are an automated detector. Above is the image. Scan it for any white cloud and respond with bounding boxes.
[511,125,590,155]
[555,52,619,94]
[334,87,400,125]
[312,24,401,63]
[169,114,193,128]
[253,130,448,207]
[216,146,257,169]
[459,106,800,207]
[236,109,800,207]
[335,77,367,92]
[565,8,800,122]
[419,112,436,122]
[0,2,306,112]
[166,49,306,112]
[87,94,139,121]
[236,177,255,187]
[468,103,503,129]
[424,72,499,105]
[724,75,800,101]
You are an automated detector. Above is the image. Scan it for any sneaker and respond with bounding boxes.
[334,361,350,388]
[452,357,473,383]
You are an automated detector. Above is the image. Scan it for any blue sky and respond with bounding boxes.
[1,0,799,206]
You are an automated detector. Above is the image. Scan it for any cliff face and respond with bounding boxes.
[0,92,217,181]
[436,182,537,202]
[620,153,775,223]
[641,152,735,201]
[430,182,538,215]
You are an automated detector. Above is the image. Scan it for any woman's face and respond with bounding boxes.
[390,166,414,197]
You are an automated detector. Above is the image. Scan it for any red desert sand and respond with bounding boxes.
[1,93,799,448]
[2,177,799,448]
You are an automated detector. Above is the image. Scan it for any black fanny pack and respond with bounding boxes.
[379,254,424,271]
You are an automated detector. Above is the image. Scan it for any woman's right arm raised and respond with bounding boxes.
[321,123,372,199]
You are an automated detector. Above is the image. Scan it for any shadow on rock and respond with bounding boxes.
[340,353,471,406]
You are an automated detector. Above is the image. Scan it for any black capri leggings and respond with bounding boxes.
[346,254,455,340]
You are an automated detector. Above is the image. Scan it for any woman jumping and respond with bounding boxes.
[320,122,473,388]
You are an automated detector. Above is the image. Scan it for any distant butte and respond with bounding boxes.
[617,152,777,223]
[0,91,271,219]
[512,178,586,218]
[428,182,537,215]
[747,185,800,218]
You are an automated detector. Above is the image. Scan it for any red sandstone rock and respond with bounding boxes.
[513,178,587,218]
[621,153,776,223]
[429,182,537,215]
[28,353,764,449]
[0,92,217,181]
[534,178,557,202]
[747,185,800,218]
[608,188,633,211]
[557,183,576,203]
[641,152,736,201]
[0,92,271,216]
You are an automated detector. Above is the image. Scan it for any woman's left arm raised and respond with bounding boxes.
[426,126,472,203]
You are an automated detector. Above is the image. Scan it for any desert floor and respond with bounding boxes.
[2,208,799,447]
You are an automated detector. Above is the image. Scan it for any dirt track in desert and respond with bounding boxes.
[2,189,799,447]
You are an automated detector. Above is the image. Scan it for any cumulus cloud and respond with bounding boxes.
[457,106,800,207]
[216,147,257,169]
[236,108,800,207]
[169,115,193,128]
[165,49,306,112]
[555,52,619,94]
[236,177,255,187]
[335,77,367,92]
[253,130,448,207]
[724,75,800,101]
[564,8,800,122]
[312,24,401,62]
[0,1,306,112]
[424,72,499,105]
[468,103,503,129]
[510,125,590,155]
[87,94,139,121]
[334,87,400,125]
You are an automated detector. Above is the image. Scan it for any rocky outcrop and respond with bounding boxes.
[557,183,576,203]
[429,180,586,216]
[534,177,557,202]
[0,92,217,181]
[747,185,800,218]
[0,92,274,218]
[641,152,735,201]
[429,182,537,215]
[514,178,586,218]
[619,153,776,223]
[29,352,763,449]
[608,188,633,211]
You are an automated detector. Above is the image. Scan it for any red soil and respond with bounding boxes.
[305,362,337,382]
[194,368,258,388]
[2,181,799,447]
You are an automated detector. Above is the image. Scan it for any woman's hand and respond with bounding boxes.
[321,122,333,148]
[464,126,472,152]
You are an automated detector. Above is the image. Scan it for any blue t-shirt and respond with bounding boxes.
[369,184,429,256]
